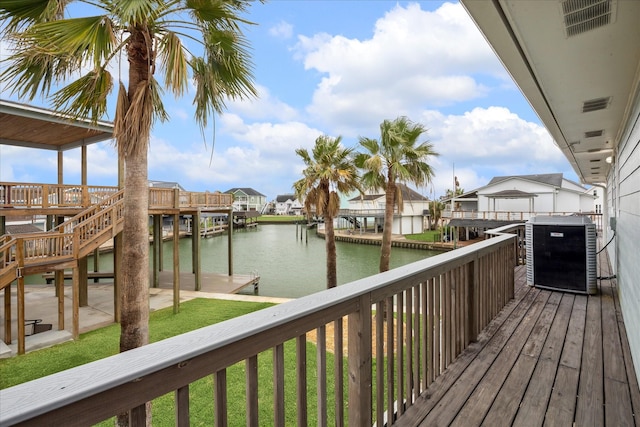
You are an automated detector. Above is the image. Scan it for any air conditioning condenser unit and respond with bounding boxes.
[525,216,597,294]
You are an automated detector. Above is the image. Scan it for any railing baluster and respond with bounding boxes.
[396,290,404,416]
[175,384,190,427]
[246,355,259,427]
[214,369,227,427]
[413,283,421,398]
[434,276,441,376]
[316,325,327,427]
[405,288,413,407]
[334,318,344,427]
[375,301,384,426]
[295,337,307,427]
[385,295,394,421]
[273,344,285,426]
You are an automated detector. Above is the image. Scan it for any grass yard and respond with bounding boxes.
[257,215,304,222]
[405,229,442,242]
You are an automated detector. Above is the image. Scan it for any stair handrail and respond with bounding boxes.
[53,189,125,235]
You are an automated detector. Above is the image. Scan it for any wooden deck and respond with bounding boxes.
[397,259,640,425]
[154,271,260,294]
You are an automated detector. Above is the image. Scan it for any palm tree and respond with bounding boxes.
[294,135,361,288]
[355,117,438,272]
[1,0,256,352]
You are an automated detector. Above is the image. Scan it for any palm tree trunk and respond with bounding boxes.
[325,212,337,288]
[380,181,396,272]
[119,147,150,352]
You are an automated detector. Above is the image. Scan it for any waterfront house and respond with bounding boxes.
[274,194,303,215]
[224,187,267,212]
[444,173,596,220]
[342,184,430,235]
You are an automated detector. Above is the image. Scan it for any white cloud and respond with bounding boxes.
[268,21,294,40]
[294,2,507,132]
[226,84,299,122]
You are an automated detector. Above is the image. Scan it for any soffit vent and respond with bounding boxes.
[582,97,611,112]
[590,159,601,162]
[585,129,604,138]
[562,0,615,37]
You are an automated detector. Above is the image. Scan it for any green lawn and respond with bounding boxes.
[405,229,442,242]
[257,215,304,222]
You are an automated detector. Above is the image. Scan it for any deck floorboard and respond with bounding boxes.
[397,252,640,427]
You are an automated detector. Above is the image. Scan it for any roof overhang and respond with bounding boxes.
[461,0,640,185]
[0,99,114,151]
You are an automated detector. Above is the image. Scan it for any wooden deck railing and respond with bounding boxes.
[0,182,118,209]
[1,182,233,210]
[0,231,517,426]
[443,210,603,228]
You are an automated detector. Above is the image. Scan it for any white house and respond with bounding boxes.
[343,184,430,235]
[274,194,303,215]
[224,188,266,212]
[446,173,595,220]
[461,0,640,381]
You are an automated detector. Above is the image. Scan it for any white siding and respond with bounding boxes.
[614,93,640,382]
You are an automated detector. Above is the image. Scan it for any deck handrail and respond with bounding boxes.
[1,182,233,210]
[0,233,516,426]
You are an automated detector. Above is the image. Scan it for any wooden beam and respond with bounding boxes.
[192,212,201,291]
[348,294,372,426]
[173,213,180,314]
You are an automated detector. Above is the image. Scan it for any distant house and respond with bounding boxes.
[344,184,430,235]
[225,188,267,212]
[444,173,595,220]
[149,180,186,190]
[275,194,303,215]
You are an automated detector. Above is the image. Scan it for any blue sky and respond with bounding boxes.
[0,1,579,201]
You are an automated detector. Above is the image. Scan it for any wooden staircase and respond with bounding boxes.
[0,189,125,291]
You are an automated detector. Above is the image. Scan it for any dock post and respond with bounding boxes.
[152,215,162,288]
[228,208,233,276]
[192,211,201,291]
[173,213,180,314]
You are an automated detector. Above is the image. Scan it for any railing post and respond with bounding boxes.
[467,257,478,343]
[16,238,25,355]
[348,294,372,426]
[174,188,180,209]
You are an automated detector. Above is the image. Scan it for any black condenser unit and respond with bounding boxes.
[525,215,597,294]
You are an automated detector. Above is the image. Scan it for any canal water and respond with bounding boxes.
[32,224,442,299]
[183,224,441,298]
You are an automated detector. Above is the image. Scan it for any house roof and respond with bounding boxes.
[149,181,186,191]
[484,189,538,198]
[225,188,266,197]
[0,99,114,151]
[487,173,563,188]
[275,194,296,203]
[349,184,429,203]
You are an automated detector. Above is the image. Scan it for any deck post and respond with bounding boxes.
[3,285,10,344]
[113,233,122,322]
[227,208,233,276]
[152,215,161,288]
[348,294,372,426]
[79,256,88,306]
[16,239,25,355]
[192,211,201,291]
[173,213,180,314]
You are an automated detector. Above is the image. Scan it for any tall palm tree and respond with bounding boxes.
[355,117,438,272]
[0,0,257,358]
[294,135,360,288]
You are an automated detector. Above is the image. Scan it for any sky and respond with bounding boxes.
[0,1,580,202]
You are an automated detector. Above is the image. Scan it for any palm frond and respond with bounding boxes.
[156,30,189,96]
[0,0,68,34]
[51,68,112,121]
